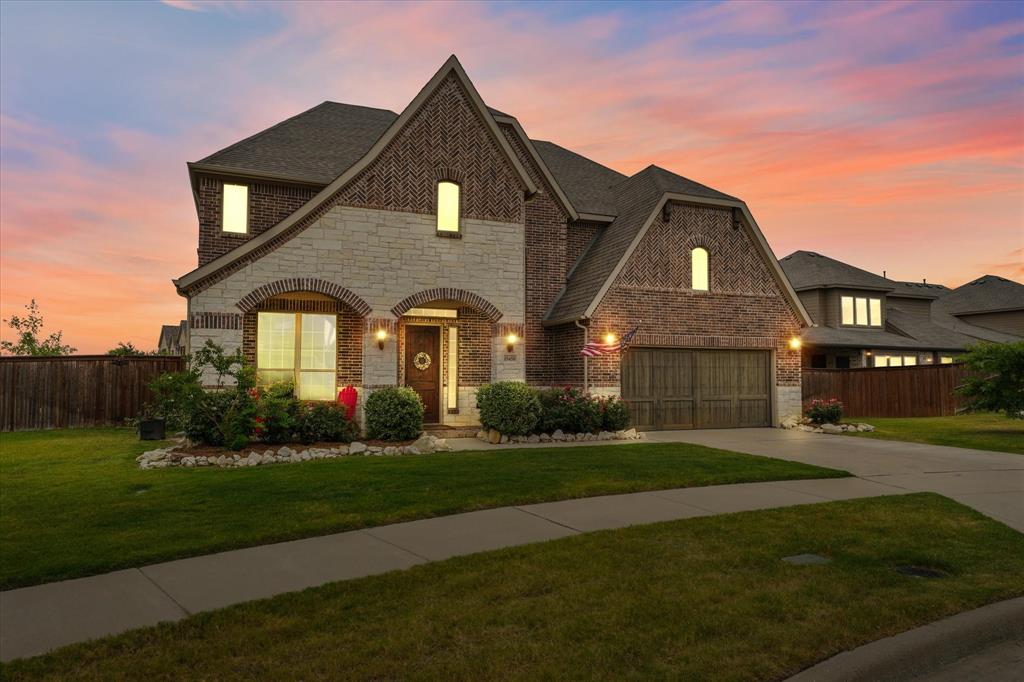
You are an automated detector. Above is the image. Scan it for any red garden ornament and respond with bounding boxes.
[338,385,358,421]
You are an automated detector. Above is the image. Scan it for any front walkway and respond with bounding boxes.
[1,475,898,662]
[3,428,1021,662]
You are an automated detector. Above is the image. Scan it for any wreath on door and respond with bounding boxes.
[413,352,432,371]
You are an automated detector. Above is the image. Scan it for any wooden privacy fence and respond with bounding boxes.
[801,364,969,418]
[0,355,185,432]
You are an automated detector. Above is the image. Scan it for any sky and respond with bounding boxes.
[1,0,1022,353]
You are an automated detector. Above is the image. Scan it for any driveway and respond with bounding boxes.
[644,428,1024,533]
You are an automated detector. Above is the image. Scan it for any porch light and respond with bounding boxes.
[788,337,802,351]
[376,329,388,350]
[506,333,518,353]
[604,333,617,345]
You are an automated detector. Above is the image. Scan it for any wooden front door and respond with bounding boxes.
[405,325,441,423]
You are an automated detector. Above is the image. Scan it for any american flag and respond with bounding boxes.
[580,325,639,357]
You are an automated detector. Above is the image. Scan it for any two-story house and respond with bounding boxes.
[172,56,811,430]
[779,251,1021,369]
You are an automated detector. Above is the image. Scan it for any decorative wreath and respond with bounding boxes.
[413,352,432,371]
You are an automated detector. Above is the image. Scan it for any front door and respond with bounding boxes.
[405,325,441,423]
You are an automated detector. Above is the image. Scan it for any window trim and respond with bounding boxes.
[256,311,337,401]
[840,295,883,327]
[436,180,461,235]
[691,246,709,291]
[222,183,249,234]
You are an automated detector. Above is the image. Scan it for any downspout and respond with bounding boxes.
[575,319,588,393]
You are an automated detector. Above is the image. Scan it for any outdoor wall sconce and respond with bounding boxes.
[505,333,518,353]
[788,337,802,351]
[604,333,617,345]
[376,329,388,350]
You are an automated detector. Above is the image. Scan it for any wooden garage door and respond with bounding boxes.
[622,348,771,430]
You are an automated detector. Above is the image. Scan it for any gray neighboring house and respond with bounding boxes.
[779,251,1022,369]
[157,320,188,356]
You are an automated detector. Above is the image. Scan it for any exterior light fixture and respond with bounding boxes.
[376,329,388,350]
[506,333,518,353]
[788,337,802,351]
[604,333,617,345]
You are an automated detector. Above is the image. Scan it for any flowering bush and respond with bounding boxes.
[537,387,602,434]
[806,398,843,425]
[599,395,631,431]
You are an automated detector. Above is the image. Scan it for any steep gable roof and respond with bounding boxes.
[193,103,398,185]
[176,56,536,295]
[779,251,894,292]
[532,141,626,217]
[936,275,1024,316]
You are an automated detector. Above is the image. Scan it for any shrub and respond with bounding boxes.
[365,387,423,441]
[476,381,542,436]
[537,387,602,434]
[806,398,843,425]
[956,341,1024,419]
[600,395,631,431]
[254,381,299,444]
[147,370,203,431]
[295,402,359,444]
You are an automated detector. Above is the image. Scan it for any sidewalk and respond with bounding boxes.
[0,476,901,662]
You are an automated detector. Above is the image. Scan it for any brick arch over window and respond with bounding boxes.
[236,278,372,316]
[685,234,714,251]
[391,288,503,323]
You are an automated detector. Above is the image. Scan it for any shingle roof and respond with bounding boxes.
[531,141,625,216]
[197,102,398,184]
[779,251,894,292]
[935,275,1024,315]
[888,280,949,299]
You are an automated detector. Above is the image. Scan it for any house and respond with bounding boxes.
[156,320,188,356]
[779,251,1022,369]
[172,56,809,430]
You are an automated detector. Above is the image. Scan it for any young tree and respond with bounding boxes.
[108,341,147,356]
[0,300,76,356]
[956,342,1024,419]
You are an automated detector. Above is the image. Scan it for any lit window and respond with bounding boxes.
[841,296,882,326]
[437,181,460,232]
[447,327,458,410]
[904,355,917,366]
[873,354,917,368]
[257,311,337,400]
[940,356,954,364]
[222,184,248,233]
[691,247,709,291]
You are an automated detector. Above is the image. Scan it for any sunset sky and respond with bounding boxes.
[1,0,1022,353]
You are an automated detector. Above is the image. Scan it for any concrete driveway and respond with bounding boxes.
[643,428,1024,533]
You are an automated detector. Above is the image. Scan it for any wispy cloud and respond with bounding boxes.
[2,0,1022,351]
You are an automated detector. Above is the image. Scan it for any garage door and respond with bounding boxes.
[621,348,771,430]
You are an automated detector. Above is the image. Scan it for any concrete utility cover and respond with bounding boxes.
[894,565,947,579]
[782,553,831,565]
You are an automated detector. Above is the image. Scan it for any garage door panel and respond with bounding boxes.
[622,348,771,431]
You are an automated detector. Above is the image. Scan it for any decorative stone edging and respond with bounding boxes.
[780,417,875,434]
[137,434,452,469]
[475,428,643,445]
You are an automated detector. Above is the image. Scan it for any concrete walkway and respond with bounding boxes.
[1,475,899,662]
[2,429,1020,662]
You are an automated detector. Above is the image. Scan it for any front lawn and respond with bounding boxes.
[5,494,1023,679]
[844,413,1024,454]
[0,428,845,589]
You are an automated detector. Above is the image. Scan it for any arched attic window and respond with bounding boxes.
[691,247,709,291]
[437,181,460,233]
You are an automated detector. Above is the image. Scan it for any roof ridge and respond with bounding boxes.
[319,101,400,116]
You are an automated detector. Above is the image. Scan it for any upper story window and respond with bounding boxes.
[437,181,460,232]
[691,247,709,291]
[840,295,882,327]
[222,183,249,234]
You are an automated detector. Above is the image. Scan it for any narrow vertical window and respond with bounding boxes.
[841,296,854,325]
[257,313,295,384]
[298,313,337,401]
[222,183,248,233]
[869,298,882,327]
[691,247,709,291]
[854,298,868,325]
[437,181,460,232]
[447,327,458,410]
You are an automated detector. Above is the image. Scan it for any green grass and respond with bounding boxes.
[5,494,1022,680]
[0,428,845,590]
[844,413,1024,454]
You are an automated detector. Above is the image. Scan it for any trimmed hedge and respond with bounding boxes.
[476,382,542,436]
[365,387,424,441]
[480,383,631,435]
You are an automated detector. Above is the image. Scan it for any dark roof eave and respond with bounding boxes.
[793,283,896,293]
[187,162,330,188]
[801,339,967,351]
[954,305,1024,316]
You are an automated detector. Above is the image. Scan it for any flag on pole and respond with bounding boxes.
[580,324,639,357]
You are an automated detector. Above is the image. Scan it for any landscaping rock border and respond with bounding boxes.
[780,416,875,434]
[474,428,643,445]
[137,434,452,470]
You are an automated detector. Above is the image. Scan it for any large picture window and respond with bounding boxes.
[840,295,882,326]
[257,312,337,400]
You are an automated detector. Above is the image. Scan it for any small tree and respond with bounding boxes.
[1,300,76,356]
[956,342,1024,419]
[108,341,146,356]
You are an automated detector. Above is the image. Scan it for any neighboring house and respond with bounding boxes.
[933,275,1024,337]
[173,56,809,430]
[157,320,188,356]
[779,251,1021,369]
